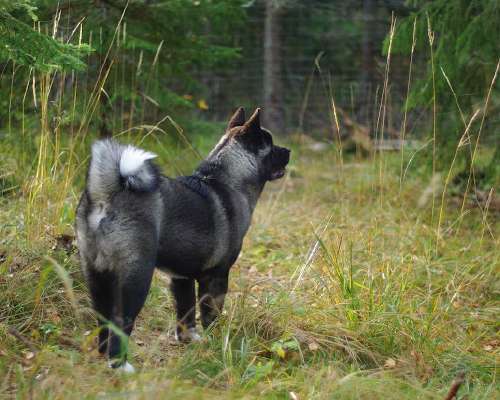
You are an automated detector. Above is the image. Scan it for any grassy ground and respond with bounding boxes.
[0,137,498,399]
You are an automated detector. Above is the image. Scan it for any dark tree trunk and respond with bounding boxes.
[263,0,286,134]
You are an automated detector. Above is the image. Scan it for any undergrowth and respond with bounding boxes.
[0,139,498,399]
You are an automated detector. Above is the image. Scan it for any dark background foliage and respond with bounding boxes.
[1,0,498,183]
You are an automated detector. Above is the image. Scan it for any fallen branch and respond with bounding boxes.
[450,190,500,213]
[7,326,38,353]
[58,335,81,351]
[475,189,500,212]
[444,371,465,400]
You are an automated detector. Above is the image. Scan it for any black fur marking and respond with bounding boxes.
[262,145,290,181]
[107,260,156,363]
[177,175,210,199]
[195,159,223,180]
[86,268,116,354]
[198,268,229,329]
[170,278,196,340]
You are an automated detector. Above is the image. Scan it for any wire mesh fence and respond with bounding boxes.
[191,0,427,141]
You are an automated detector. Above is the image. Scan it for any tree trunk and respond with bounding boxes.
[263,0,286,134]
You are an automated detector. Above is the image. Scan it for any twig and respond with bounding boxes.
[444,371,465,400]
[58,336,81,351]
[7,327,38,353]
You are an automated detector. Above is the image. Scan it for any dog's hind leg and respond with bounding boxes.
[170,278,199,342]
[86,268,116,355]
[198,269,229,330]
[106,260,155,371]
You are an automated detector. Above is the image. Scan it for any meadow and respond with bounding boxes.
[0,2,499,397]
[0,126,498,398]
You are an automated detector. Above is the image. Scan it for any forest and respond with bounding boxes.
[0,0,498,399]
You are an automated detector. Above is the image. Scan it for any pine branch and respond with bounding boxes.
[0,10,91,71]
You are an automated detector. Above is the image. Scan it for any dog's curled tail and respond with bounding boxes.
[87,139,159,202]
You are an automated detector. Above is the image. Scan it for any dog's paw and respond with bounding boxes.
[175,327,202,343]
[109,360,136,373]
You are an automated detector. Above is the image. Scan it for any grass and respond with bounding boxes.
[0,134,498,398]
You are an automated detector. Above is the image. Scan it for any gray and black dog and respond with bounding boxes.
[76,108,290,372]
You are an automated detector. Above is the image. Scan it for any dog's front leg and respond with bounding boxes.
[198,269,229,330]
[170,278,200,342]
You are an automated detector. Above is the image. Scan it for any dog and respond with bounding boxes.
[75,108,290,372]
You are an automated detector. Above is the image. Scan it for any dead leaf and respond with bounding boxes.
[308,342,319,351]
[483,339,499,352]
[276,347,285,359]
[452,300,462,309]
[384,358,396,369]
[197,99,209,110]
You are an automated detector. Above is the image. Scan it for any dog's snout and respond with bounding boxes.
[278,146,291,164]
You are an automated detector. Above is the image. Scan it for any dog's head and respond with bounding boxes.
[207,107,290,185]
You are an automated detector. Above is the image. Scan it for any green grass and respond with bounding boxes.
[0,135,498,399]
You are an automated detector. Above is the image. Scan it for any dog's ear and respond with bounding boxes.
[227,107,246,130]
[241,108,261,135]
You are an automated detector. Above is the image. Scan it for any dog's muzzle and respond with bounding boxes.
[269,146,291,180]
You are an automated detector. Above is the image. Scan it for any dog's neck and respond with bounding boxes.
[194,160,265,211]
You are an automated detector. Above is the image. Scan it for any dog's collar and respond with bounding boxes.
[177,174,211,198]
[192,170,212,181]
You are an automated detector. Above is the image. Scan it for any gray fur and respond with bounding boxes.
[87,139,157,203]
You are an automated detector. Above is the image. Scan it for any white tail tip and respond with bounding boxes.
[119,146,157,177]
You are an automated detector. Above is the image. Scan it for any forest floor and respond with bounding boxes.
[0,144,498,399]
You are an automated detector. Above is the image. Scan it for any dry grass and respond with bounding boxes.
[0,140,498,399]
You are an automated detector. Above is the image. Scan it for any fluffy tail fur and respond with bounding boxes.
[87,139,159,202]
